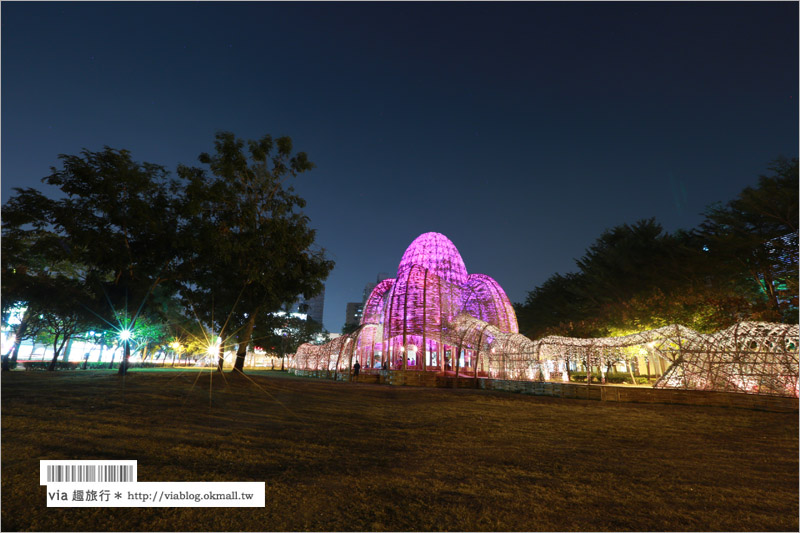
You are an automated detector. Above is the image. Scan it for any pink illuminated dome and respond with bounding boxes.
[296,230,520,374]
[364,231,517,335]
[396,232,468,286]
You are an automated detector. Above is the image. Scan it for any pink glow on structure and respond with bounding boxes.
[463,274,518,333]
[361,232,518,341]
[362,278,395,325]
[396,232,468,286]
[293,231,523,375]
[293,230,799,396]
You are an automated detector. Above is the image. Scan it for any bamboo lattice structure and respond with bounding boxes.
[292,233,799,397]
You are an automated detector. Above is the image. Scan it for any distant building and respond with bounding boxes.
[362,272,392,303]
[304,286,325,325]
[345,273,391,329]
[345,302,363,328]
[288,286,325,326]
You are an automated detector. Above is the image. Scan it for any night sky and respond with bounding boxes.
[2,2,798,332]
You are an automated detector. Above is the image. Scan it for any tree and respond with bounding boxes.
[1,147,183,373]
[176,132,334,374]
[1,304,40,366]
[1,207,100,369]
[261,314,326,360]
[517,158,799,338]
[39,300,91,371]
[516,272,604,339]
[697,157,798,321]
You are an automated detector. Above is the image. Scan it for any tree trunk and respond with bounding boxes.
[118,341,130,374]
[48,348,60,371]
[233,309,258,373]
[216,342,225,372]
[48,335,67,371]
[8,310,31,364]
[762,269,781,318]
[62,338,74,362]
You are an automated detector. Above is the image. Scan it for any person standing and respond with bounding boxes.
[353,360,361,378]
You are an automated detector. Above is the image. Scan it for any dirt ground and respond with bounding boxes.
[2,369,797,532]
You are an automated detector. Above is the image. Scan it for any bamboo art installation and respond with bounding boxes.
[292,233,799,398]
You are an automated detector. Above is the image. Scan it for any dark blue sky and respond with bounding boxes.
[2,2,798,332]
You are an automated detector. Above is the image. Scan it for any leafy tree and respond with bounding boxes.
[2,136,332,373]
[261,314,326,364]
[38,297,93,371]
[516,272,603,339]
[697,157,798,321]
[1,210,99,368]
[2,304,41,365]
[519,220,760,337]
[518,158,799,338]
[176,132,334,373]
[1,147,183,373]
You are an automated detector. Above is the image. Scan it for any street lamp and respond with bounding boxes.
[118,328,133,374]
[169,341,181,367]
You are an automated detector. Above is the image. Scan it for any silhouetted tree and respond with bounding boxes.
[1,147,183,373]
[176,132,334,373]
[697,157,798,321]
[518,158,797,337]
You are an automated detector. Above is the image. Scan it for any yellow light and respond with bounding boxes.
[206,338,221,356]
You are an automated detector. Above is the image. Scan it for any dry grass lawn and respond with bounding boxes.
[2,369,797,532]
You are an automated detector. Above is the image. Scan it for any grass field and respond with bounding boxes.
[2,369,797,532]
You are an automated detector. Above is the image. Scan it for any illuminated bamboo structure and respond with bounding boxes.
[292,233,799,398]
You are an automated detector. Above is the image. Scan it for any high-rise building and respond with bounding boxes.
[288,286,325,325]
[362,272,391,303]
[345,302,363,328]
[345,273,391,329]
[304,286,325,325]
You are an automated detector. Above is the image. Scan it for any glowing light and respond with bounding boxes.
[397,232,468,285]
[206,337,221,356]
[294,231,519,373]
[290,231,800,398]
[119,329,132,341]
[6,306,26,326]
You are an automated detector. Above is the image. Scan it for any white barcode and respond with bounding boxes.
[40,460,137,485]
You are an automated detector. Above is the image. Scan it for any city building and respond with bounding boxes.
[344,302,363,328]
[345,273,392,330]
[289,286,325,325]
